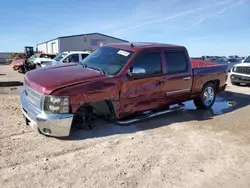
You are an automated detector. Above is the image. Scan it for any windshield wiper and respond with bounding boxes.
[83,64,106,75]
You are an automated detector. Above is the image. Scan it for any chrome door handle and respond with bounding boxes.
[182,77,191,80]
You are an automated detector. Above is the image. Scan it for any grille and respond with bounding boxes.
[24,84,43,112]
[235,67,250,75]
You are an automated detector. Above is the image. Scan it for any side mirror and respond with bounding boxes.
[128,67,146,77]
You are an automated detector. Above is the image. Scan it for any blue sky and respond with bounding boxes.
[0,0,249,56]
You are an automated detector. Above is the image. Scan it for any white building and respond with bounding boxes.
[36,33,128,54]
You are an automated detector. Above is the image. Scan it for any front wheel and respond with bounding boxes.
[193,83,216,109]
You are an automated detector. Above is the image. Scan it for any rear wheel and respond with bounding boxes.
[194,83,216,109]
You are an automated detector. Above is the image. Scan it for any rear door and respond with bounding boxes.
[162,50,193,104]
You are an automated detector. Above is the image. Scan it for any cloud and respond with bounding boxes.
[101,0,180,33]
[210,0,244,17]
[112,0,233,34]
[184,0,245,29]
[185,19,205,29]
[186,35,214,42]
[185,27,250,42]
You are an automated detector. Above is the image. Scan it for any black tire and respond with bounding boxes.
[193,82,216,109]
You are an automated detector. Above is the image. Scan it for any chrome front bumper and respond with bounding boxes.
[20,91,73,137]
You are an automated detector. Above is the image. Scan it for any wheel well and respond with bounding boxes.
[76,100,116,119]
[203,79,220,91]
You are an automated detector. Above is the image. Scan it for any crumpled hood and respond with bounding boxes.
[25,63,107,94]
[234,62,250,67]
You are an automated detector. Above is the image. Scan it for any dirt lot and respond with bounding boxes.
[1,65,250,188]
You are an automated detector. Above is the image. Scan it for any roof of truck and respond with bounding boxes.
[104,42,185,52]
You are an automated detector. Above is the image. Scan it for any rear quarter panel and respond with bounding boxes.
[190,64,228,99]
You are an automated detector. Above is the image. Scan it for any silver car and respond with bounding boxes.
[213,58,241,72]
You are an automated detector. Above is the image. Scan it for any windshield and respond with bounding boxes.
[80,46,134,75]
[54,52,68,61]
[244,56,250,63]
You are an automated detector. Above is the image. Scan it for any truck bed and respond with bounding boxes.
[191,59,228,74]
[191,59,219,68]
[190,59,228,97]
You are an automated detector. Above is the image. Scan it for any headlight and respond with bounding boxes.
[43,96,69,114]
[232,66,237,72]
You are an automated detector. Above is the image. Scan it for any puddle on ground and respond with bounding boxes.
[0,86,23,94]
[183,97,237,118]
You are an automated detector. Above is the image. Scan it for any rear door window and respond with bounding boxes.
[164,51,188,74]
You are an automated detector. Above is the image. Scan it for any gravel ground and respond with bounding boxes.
[1,65,250,188]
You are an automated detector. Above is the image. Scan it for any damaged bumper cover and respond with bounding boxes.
[20,91,73,137]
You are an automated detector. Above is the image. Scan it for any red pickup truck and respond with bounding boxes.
[20,42,228,137]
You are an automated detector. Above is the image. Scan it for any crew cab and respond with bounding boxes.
[230,55,250,85]
[20,42,228,137]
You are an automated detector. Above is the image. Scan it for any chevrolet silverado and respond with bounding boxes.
[20,42,228,137]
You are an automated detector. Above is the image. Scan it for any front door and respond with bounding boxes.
[162,50,193,104]
[120,51,165,117]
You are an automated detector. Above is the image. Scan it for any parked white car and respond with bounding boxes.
[35,51,91,68]
[230,55,250,85]
[52,51,90,64]
[35,59,56,68]
[33,57,52,63]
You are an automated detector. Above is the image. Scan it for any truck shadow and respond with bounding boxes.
[66,90,250,141]
[0,81,23,87]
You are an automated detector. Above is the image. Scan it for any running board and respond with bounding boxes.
[116,103,185,125]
